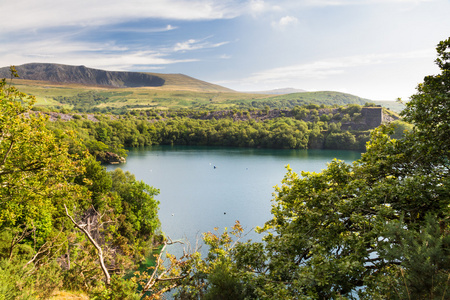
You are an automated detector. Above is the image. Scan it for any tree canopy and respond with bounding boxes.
[146,37,450,300]
[1,36,450,299]
[0,67,161,299]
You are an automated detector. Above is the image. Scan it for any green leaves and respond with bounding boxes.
[0,71,86,235]
[110,168,160,240]
[401,37,450,170]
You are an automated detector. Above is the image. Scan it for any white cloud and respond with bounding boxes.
[271,16,299,30]
[173,38,229,52]
[111,24,178,33]
[247,0,282,16]
[242,49,435,85]
[249,0,267,13]
[303,0,435,5]
[1,0,241,32]
[0,38,197,71]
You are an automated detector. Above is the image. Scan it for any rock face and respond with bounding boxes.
[96,152,126,165]
[0,63,165,88]
[361,107,383,128]
[341,107,387,131]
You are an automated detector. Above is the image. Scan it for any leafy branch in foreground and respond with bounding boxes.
[0,68,162,299]
[144,36,450,300]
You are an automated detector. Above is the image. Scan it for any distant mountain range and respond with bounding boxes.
[0,63,397,111]
[0,63,165,88]
[0,63,234,92]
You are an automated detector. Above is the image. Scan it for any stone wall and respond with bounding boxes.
[341,107,384,131]
[361,107,383,128]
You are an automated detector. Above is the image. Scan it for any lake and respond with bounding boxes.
[107,146,361,247]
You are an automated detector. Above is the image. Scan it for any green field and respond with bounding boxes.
[11,78,401,112]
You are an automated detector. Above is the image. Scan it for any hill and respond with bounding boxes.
[266,91,372,106]
[0,63,234,92]
[248,88,307,94]
[1,63,382,112]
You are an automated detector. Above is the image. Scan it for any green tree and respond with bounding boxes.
[0,67,87,245]
[0,67,90,298]
[0,68,162,298]
[111,169,160,243]
[149,37,450,300]
[401,37,450,172]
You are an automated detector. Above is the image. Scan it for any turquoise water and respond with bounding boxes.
[107,146,361,244]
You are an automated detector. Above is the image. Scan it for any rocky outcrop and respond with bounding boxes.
[361,107,383,128]
[0,63,165,88]
[340,107,394,131]
[96,151,126,165]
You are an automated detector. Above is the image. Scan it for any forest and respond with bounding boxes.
[43,103,404,165]
[0,37,449,299]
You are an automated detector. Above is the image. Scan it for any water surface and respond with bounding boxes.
[107,146,361,244]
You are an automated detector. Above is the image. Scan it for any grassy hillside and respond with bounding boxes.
[10,78,389,113]
[12,79,269,111]
[372,100,405,113]
[144,73,235,92]
[3,63,400,112]
[264,91,372,106]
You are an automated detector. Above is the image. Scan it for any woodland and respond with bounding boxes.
[0,37,449,299]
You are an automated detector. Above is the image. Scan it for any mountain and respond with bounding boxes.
[0,63,383,111]
[249,88,307,95]
[0,63,234,92]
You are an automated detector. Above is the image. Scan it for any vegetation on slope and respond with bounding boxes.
[0,67,161,299]
[135,37,450,299]
[9,73,383,113]
[44,103,402,160]
[1,35,448,300]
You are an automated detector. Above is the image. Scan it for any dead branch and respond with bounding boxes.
[147,282,178,299]
[64,204,111,285]
[9,225,34,261]
[23,230,64,270]
[141,238,189,296]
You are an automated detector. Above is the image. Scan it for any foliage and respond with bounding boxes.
[91,274,140,300]
[0,68,162,297]
[401,37,450,172]
[0,65,87,252]
[48,106,377,153]
[145,37,450,299]
[110,169,160,245]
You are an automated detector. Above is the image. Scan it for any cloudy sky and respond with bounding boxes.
[1,0,449,100]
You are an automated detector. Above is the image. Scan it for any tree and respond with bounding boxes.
[0,68,162,299]
[0,67,90,298]
[149,37,450,299]
[400,37,450,173]
[0,67,87,249]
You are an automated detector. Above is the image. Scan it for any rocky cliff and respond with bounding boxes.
[0,63,165,88]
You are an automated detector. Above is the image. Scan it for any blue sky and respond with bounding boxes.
[1,0,449,100]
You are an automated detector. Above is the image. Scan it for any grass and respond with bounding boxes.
[11,78,399,112]
[373,100,406,113]
[264,91,372,106]
[49,290,89,300]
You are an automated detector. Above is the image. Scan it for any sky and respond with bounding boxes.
[1,0,450,100]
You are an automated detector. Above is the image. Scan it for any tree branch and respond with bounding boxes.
[0,139,14,168]
[64,204,111,285]
[141,238,189,296]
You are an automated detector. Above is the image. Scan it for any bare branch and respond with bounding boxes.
[141,237,191,296]
[8,225,34,261]
[64,204,111,285]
